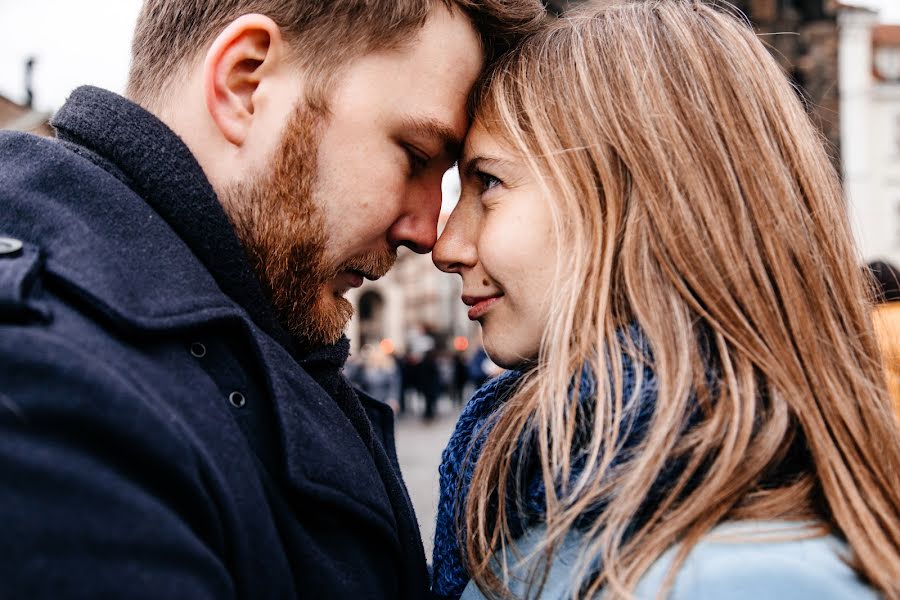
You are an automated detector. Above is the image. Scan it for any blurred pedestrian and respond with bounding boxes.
[349,345,401,412]
[420,349,442,421]
[451,352,469,405]
[466,345,501,388]
[869,260,900,417]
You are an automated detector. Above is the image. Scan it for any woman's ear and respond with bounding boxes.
[202,14,284,146]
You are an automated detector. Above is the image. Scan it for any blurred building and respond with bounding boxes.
[840,3,900,264]
[0,95,51,136]
[1,58,52,137]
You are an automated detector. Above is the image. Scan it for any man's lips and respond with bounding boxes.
[344,271,364,288]
[338,269,377,290]
[462,294,503,320]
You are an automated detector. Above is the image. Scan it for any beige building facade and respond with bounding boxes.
[840,5,900,265]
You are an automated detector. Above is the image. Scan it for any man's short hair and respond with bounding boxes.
[127,0,547,108]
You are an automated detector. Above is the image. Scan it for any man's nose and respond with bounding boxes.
[433,201,477,273]
[387,183,443,254]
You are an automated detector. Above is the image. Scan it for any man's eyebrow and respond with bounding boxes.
[402,116,464,159]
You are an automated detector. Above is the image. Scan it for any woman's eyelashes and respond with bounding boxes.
[475,170,502,193]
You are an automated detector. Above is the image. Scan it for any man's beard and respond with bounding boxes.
[219,102,395,350]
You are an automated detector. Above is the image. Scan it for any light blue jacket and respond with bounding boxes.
[460,521,878,599]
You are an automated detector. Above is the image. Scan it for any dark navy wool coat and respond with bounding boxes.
[0,87,429,599]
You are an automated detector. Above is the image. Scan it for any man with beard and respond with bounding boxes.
[0,1,546,598]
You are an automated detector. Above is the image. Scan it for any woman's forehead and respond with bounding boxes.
[462,122,509,160]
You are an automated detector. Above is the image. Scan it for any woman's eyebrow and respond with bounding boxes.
[460,156,512,179]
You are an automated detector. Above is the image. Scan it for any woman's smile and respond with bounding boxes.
[462,294,504,320]
[432,123,558,368]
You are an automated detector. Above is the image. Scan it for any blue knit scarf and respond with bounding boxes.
[431,352,660,600]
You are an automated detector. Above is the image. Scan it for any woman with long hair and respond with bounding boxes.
[431,1,900,598]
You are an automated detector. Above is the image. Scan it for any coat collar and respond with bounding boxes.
[2,120,423,582]
[51,86,293,349]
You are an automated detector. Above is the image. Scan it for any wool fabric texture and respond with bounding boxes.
[0,85,431,598]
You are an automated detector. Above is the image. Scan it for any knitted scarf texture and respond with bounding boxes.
[432,350,661,599]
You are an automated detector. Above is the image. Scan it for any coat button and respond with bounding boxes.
[0,237,23,257]
[190,342,207,358]
[229,391,246,408]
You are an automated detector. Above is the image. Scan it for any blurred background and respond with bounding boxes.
[3,0,900,555]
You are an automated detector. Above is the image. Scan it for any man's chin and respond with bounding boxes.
[289,293,354,350]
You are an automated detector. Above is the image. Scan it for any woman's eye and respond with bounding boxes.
[477,171,502,192]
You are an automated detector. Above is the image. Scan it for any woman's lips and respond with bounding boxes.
[463,295,503,320]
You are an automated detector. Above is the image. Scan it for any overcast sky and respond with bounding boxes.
[1,0,900,113]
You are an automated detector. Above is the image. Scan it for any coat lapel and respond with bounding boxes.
[3,132,403,549]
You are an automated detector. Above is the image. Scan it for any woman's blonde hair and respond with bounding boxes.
[463,1,900,598]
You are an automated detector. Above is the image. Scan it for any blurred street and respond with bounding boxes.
[395,399,461,559]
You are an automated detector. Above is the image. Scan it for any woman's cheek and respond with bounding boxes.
[480,214,532,278]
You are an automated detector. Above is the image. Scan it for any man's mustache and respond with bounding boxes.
[339,249,397,280]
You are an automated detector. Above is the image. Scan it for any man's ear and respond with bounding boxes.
[203,14,284,146]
